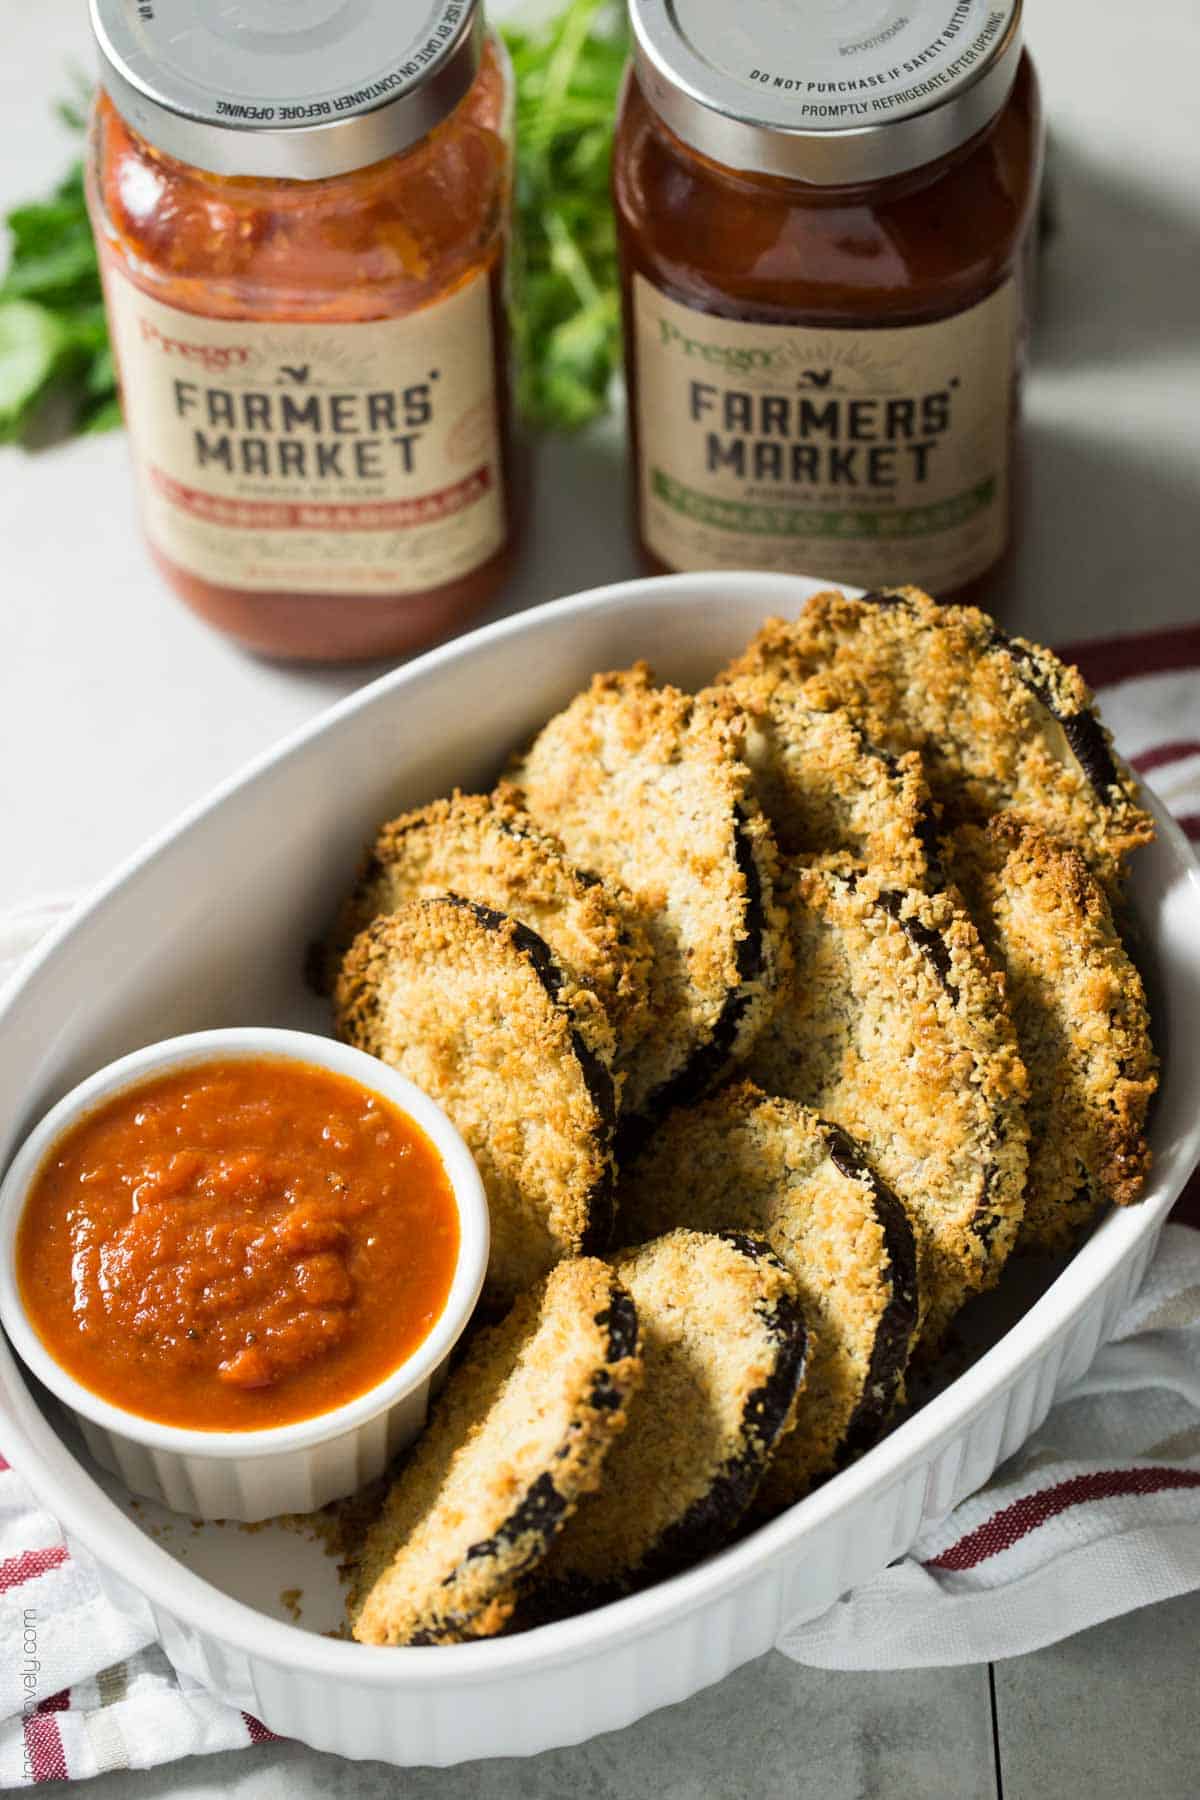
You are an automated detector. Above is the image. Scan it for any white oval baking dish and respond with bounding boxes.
[1,572,1198,1767]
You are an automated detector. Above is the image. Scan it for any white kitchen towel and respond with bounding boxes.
[0,1503,272,1788]
[777,1222,1200,1670]
[3,627,1200,1783]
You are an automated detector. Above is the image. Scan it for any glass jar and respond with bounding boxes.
[614,1,1043,606]
[87,1,516,663]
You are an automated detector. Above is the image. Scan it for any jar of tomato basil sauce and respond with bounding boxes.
[614,1,1043,604]
[87,1,516,662]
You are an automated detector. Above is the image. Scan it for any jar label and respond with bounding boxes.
[632,274,1018,594]
[105,266,506,597]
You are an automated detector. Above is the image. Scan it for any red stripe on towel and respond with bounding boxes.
[1132,739,1200,774]
[0,1546,68,1594]
[23,1713,67,1783]
[36,1691,70,1714]
[1056,623,1200,691]
[927,1467,1200,1571]
[242,1713,279,1745]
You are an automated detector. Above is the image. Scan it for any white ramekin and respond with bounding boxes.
[0,1028,489,1522]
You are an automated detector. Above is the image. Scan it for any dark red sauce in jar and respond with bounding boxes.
[614,1,1043,606]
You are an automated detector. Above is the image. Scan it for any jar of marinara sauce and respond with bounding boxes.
[87,0,516,662]
[614,1,1043,605]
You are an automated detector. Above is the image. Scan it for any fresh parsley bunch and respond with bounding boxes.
[0,84,119,442]
[505,0,628,431]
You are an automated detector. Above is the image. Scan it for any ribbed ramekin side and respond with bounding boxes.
[76,1392,426,1523]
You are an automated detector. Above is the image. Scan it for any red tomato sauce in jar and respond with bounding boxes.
[85,3,517,663]
[14,1059,460,1431]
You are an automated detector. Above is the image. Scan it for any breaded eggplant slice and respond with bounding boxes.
[715,666,941,890]
[328,785,653,1071]
[519,1229,806,1620]
[723,588,1153,886]
[509,664,785,1129]
[945,817,1157,1255]
[619,1084,919,1502]
[744,865,1029,1348]
[349,1258,643,1645]
[335,897,617,1306]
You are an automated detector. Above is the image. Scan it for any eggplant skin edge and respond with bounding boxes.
[352,1273,642,1648]
[826,1127,920,1461]
[334,895,620,1297]
[821,869,1018,1269]
[859,587,1144,829]
[514,1233,808,1628]
[444,897,619,1257]
[616,809,776,1160]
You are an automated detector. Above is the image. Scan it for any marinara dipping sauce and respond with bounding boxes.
[14,1059,460,1432]
[615,0,1043,605]
[86,1,516,662]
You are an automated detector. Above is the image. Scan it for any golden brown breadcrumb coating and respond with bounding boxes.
[619,1083,919,1503]
[348,1258,642,1645]
[744,864,1029,1349]
[714,665,940,890]
[335,898,617,1307]
[945,816,1157,1254]
[520,1228,806,1616]
[724,588,1153,886]
[327,785,653,1072]
[509,664,785,1126]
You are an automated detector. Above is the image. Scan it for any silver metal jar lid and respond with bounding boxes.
[630,0,1023,185]
[90,0,484,181]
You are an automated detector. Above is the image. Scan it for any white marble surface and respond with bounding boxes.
[3,0,1200,1793]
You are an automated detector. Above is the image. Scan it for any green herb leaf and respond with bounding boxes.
[0,124,116,442]
[54,66,94,138]
[80,393,123,433]
[502,0,628,433]
[0,299,69,441]
[1,232,101,308]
